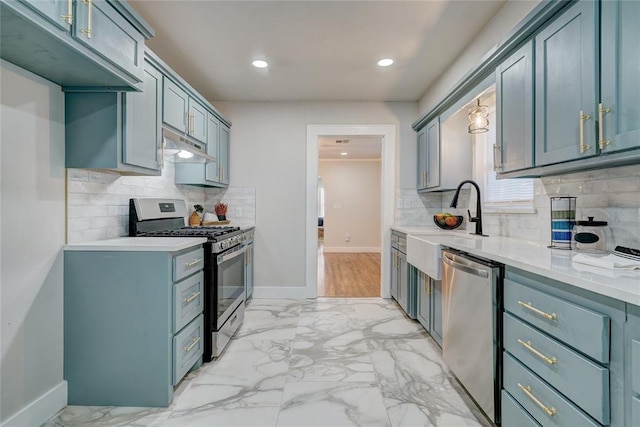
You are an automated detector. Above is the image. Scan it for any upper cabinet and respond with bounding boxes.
[0,0,154,90]
[218,123,230,185]
[163,78,207,144]
[600,0,640,154]
[495,40,534,173]
[534,0,598,167]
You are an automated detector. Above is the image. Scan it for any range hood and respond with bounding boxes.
[162,127,216,163]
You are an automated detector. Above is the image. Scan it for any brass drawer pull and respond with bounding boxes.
[517,300,557,320]
[80,0,92,39]
[61,0,73,23]
[184,291,201,304]
[579,110,591,154]
[184,336,201,353]
[598,103,611,150]
[518,339,557,365]
[184,258,202,268]
[518,383,557,417]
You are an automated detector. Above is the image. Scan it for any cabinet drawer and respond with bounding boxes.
[502,390,541,427]
[503,353,599,427]
[173,247,204,282]
[505,278,609,363]
[173,314,203,385]
[173,272,204,333]
[633,339,640,394]
[504,313,609,424]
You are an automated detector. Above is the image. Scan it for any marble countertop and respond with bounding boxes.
[64,237,207,252]
[391,225,640,306]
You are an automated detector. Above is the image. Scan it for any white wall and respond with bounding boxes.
[0,61,67,425]
[418,0,541,114]
[214,101,417,289]
[319,160,381,252]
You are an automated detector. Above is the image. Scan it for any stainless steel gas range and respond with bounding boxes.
[129,198,246,361]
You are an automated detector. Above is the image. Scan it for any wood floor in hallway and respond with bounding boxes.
[317,246,380,297]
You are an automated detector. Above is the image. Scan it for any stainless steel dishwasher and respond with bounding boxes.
[441,249,502,424]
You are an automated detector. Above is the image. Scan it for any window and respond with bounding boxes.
[474,109,534,211]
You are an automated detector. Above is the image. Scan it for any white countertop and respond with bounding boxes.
[391,225,640,306]
[64,237,207,252]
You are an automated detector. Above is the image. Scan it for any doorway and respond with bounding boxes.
[305,124,396,299]
[317,136,382,297]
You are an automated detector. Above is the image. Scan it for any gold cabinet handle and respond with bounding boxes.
[189,113,195,134]
[493,144,502,172]
[184,291,201,304]
[517,339,557,365]
[424,170,428,187]
[517,301,557,320]
[160,140,165,169]
[598,103,611,150]
[221,165,224,181]
[61,0,73,24]
[184,112,189,133]
[80,0,92,39]
[184,336,201,353]
[579,110,591,154]
[393,251,398,269]
[517,383,557,417]
[185,258,202,269]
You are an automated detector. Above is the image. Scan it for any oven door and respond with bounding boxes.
[215,244,246,328]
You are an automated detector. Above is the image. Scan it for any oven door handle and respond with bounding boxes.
[218,246,247,263]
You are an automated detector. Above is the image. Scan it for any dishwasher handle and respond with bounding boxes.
[442,252,489,278]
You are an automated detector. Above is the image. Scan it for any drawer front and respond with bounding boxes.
[173,247,204,282]
[502,390,541,427]
[633,339,640,395]
[504,313,609,424]
[173,272,204,333]
[503,353,600,427]
[173,314,203,385]
[504,279,610,363]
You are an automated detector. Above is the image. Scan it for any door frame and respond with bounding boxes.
[305,124,396,299]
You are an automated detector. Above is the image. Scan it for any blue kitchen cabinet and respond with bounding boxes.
[416,270,431,332]
[600,0,640,154]
[534,0,598,167]
[416,128,427,190]
[495,40,534,173]
[218,123,230,185]
[64,245,205,407]
[162,77,207,144]
[66,57,162,174]
[0,0,152,90]
[502,266,626,426]
[431,278,443,346]
[627,304,640,426]
[205,112,220,183]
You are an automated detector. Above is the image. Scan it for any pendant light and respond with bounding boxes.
[468,99,489,134]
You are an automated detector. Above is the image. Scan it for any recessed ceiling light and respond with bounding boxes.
[377,58,394,67]
[340,152,348,156]
[252,60,268,68]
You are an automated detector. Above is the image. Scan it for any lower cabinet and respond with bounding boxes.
[64,245,205,407]
[502,266,626,426]
[415,268,443,346]
[628,304,640,426]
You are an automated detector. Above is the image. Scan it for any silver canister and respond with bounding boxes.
[573,217,610,254]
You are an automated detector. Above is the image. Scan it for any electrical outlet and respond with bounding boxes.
[235,207,242,217]
[345,234,350,242]
[404,199,411,209]
[333,203,341,209]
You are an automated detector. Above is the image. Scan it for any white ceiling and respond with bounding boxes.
[319,135,382,160]
[129,0,507,102]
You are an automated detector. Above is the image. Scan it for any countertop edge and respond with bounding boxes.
[64,237,208,252]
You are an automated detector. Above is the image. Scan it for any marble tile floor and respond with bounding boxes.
[44,298,492,427]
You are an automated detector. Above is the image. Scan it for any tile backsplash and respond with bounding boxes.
[67,158,256,243]
[397,164,640,249]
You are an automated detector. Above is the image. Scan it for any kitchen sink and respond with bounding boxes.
[406,232,479,280]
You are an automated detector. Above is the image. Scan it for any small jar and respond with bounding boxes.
[572,217,610,253]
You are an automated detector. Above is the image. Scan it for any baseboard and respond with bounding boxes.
[2,381,67,427]
[251,286,311,299]
[322,246,381,253]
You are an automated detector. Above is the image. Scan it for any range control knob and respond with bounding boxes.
[220,241,228,250]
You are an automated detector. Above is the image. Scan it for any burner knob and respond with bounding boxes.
[220,241,227,250]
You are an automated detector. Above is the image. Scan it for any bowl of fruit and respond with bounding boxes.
[433,213,463,230]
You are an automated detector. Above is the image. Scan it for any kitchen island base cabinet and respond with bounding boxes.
[64,247,204,407]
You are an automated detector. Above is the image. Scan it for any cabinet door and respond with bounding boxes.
[600,0,640,153]
[123,61,162,171]
[205,113,220,183]
[425,118,440,189]
[22,0,71,31]
[496,40,534,173]
[416,271,431,331]
[163,78,188,133]
[390,248,398,300]
[417,128,427,190]
[431,278,443,346]
[219,123,230,184]
[398,252,408,312]
[535,0,597,166]
[188,98,207,143]
[73,0,144,82]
